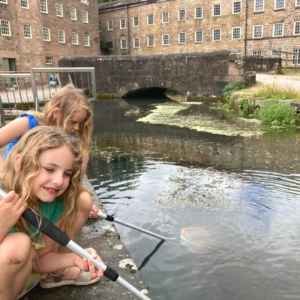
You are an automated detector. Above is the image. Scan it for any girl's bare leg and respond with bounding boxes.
[0,233,35,300]
[58,190,92,254]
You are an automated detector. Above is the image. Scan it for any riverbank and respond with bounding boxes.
[22,176,154,300]
[231,73,300,111]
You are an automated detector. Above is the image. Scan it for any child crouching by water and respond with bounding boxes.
[0,126,103,300]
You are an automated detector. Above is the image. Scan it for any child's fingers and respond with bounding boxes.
[88,260,96,278]
[92,204,100,215]
[1,191,16,203]
[18,201,27,213]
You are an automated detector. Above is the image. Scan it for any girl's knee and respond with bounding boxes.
[77,191,93,213]
[0,233,33,266]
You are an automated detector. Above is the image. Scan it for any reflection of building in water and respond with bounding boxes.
[93,131,300,174]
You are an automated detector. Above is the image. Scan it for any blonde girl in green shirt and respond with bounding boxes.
[0,126,103,300]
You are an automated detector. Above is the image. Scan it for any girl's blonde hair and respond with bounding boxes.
[0,126,82,239]
[32,84,92,157]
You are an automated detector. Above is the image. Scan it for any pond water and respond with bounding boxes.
[86,98,300,300]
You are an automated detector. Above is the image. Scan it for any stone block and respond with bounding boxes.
[243,71,256,87]
[228,67,244,76]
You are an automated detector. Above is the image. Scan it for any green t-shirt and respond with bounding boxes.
[8,199,65,241]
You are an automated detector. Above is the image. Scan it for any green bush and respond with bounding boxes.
[258,99,298,124]
[222,82,245,99]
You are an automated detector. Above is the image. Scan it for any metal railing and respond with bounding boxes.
[0,67,97,126]
[30,67,97,111]
[0,73,32,120]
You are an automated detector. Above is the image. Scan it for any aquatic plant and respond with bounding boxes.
[258,99,298,125]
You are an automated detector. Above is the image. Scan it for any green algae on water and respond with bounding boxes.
[137,103,264,137]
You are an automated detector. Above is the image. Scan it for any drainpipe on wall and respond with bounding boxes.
[127,6,131,55]
[244,0,248,55]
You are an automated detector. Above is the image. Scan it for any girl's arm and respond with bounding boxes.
[0,117,30,172]
[0,192,27,243]
[81,153,89,182]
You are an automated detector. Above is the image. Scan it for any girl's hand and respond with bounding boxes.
[0,191,27,233]
[74,248,104,278]
[89,204,102,218]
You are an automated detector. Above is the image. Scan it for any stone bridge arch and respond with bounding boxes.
[59,50,258,99]
[117,79,189,97]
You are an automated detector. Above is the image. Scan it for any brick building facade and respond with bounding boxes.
[0,0,100,73]
[99,0,245,55]
[99,0,300,64]
[246,0,300,63]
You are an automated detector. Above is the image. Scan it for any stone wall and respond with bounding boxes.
[59,50,252,98]
[0,0,100,74]
[98,0,245,56]
[243,56,281,73]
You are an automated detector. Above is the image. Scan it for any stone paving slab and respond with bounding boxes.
[21,177,154,300]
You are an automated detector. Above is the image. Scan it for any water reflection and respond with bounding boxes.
[87,99,300,300]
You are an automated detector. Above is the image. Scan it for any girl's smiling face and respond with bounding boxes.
[31,146,75,202]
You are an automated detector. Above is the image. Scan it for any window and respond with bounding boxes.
[42,27,50,41]
[178,10,186,21]
[84,34,90,46]
[213,29,221,41]
[70,8,77,20]
[233,1,242,14]
[297,0,300,7]
[195,31,203,43]
[23,24,32,38]
[0,0,7,3]
[232,27,241,39]
[162,12,169,23]
[162,34,169,45]
[99,22,102,31]
[0,20,11,36]
[253,51,262,55]
[213,4,221,16]
[272,50,282,57]
[40,0,48,13]
[108,21,113,31]
[253,25,263,38]
[120,39,127,49]
[108,41,114,50]
[133,37,140,48]
[179,32,186,44]
[273,23,284,37]
[295,21,300,35]
[82,11,88,23]
[56,4,63,17]
[275,0,285,9]
[133,16,139,27]
[147,36,154,47]
[120,19,126,29]
[81,0,87,3]
[72,32,78,45]
[147,15,154,25]
[21,0,29,8]
[195,7,203,19]
[254,0,264,12]
[46,57,52,64]
[292,49,300,65]
[58,30,65,43]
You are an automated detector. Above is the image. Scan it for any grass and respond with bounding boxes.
[280,68,300,77]
[253,81,300,101]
